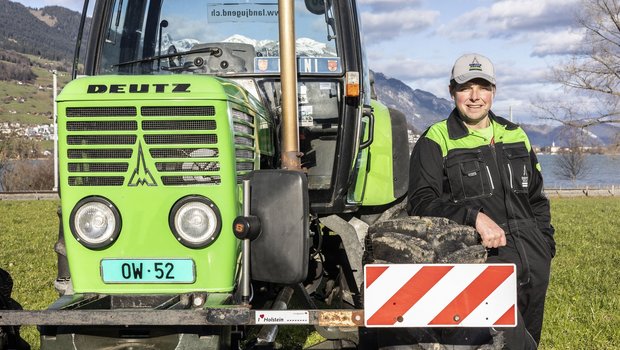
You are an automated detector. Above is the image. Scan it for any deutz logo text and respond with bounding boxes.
[87,83,191,94]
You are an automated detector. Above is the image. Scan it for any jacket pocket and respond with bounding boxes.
[503,143,531,194]
[446,149,494,202]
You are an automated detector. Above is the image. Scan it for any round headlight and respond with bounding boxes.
[70,197,121,249]
[170,196,221,248]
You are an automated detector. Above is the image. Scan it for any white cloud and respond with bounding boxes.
[531,29,587,57]
[359,0,438,42]
[368,54,446,81]
[361,9,439,41]
[438,0,580,40]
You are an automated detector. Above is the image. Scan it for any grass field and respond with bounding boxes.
[0,53,71,125]
[0,197,619,349]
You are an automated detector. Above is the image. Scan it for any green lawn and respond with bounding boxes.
[0,200,58,349]
[541,197,620,349]
[0,197,619,349]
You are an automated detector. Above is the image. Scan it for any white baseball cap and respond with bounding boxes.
[450,53,496,85]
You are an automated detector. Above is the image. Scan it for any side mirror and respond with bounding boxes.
[305,0,325,15]
[247,170,309,284]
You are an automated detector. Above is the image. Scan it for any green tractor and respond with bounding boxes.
[0,1,517,348]
[5,0,409,348]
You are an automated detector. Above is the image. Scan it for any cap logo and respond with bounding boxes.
[469,58,482,72]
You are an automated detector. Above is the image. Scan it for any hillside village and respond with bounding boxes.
[1,122,54,140]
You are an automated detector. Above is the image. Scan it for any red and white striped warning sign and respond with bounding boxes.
[364,264,516,328]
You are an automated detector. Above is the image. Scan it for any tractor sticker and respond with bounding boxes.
[254,57,341,74]
[207,1,279,23]
[255,310,310,325]
[300,105,314,127]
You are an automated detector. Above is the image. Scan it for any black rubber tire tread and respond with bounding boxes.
[436,245,487,264]
[366,216,486,264]
[369,232,435,264]
[0,268,12,299]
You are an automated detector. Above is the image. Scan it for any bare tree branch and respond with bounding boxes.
[553,128,591,183]
[539,0,620,129]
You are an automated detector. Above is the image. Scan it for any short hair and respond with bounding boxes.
[449,79,496,96]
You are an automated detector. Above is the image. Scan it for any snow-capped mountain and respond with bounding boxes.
[160,33,200,52]
[222,34,336,57]
[160,33,335,57]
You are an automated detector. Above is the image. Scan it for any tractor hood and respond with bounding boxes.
[57,75,263,111]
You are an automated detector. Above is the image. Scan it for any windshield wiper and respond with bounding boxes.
[113,46,222,68]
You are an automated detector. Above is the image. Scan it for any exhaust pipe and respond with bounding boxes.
[278,0,302,171]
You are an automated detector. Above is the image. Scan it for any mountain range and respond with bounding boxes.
[0,0,617,147]
[372,72,619,147]
[0,0,86,62]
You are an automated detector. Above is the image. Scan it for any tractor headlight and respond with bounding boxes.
[70,196,121,249]
[170,196,221,248]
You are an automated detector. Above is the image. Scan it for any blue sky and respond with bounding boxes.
[357,0,584,124]
[14,0,585,124]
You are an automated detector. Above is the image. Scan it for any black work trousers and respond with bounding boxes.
[438,221,554,349]
[487,221,554,349]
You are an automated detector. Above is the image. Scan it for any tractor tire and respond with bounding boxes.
[0,268,12,300]
[0,269,30,350]
[364,216,486,264]
[0,324,6,350]
[0,269,12,350]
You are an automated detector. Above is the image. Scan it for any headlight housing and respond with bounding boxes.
[169,196,221,248]
[70,196,121,249]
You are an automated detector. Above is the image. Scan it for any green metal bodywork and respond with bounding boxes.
[57,75,272,294]
[361,100,397,206]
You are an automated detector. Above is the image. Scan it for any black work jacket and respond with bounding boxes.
[407,109,554,248]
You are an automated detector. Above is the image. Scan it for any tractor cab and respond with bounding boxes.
[82,0,380,214]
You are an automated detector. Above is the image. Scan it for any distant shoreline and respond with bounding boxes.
[1,188,618,201]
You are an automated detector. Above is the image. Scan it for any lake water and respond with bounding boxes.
[538,154,620,189]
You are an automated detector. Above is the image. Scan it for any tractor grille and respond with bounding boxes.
[64,104,256,187]
[67,121,138,131]
[232,109,256,183]
[66,107,137,117]
[141,106,215,117]
[65,106,138,186]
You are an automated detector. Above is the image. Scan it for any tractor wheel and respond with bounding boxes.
[0,325,7,350]
[0,269,11,350]
[0,268,12,300]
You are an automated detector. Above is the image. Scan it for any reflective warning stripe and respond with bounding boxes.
[429,265,514,325]
[364,264,517,328]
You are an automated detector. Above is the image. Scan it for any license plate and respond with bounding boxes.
[101,259,195,283]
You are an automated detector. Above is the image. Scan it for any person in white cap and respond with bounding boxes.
[407,53,555,349]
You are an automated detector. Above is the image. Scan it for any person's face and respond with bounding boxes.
[450,79,495,129]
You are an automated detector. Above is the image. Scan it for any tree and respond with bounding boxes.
[540,0,620,128]
[0,134,52,191]
[553,128,590,183]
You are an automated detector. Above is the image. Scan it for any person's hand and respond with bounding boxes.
[475,212,506,248]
